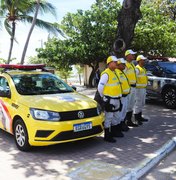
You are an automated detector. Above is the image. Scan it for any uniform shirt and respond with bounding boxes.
[98,73,108,97]
[115,69,130,95]
[135,65,148,88]
[98,69,122,98]
[124,61,137,85]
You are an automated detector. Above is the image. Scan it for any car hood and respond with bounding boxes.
[17,92,97,111]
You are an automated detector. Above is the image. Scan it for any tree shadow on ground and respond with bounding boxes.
[0,102,175,179]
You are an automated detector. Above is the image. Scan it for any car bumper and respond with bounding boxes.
[146,89,161,99]
[27,113,104,146]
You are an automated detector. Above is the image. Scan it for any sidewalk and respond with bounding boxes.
[68,85,176,180]
[0,86,175,180]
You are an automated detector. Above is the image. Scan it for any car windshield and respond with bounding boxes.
[11,73,74,95]
[158,62,176,74]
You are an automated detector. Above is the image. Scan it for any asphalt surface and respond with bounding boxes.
[0,86,175,180]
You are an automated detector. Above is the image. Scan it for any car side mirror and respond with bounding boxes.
[71,86,77,91]
[0,90,11,98]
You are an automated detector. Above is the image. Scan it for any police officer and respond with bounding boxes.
[115,58,130,131]
[98,56,123,143]
[124,49,138,127]
[134,55,148,123]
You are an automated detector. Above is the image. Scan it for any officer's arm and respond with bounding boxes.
[98,73,108,97]
[135,68,140,76]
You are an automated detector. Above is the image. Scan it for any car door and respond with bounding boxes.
[145,63,162,95]
[0,76,13,133]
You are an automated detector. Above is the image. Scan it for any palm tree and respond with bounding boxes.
[0,0,61,64]
[20,0,41,64]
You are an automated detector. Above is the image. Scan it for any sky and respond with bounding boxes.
[0,0,122,63]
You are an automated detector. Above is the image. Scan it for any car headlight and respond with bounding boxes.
[30,108,61,121]
[97,104,102,115]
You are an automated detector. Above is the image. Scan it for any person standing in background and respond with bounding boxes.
[98,56,123,143]
[94,68,100,87]
[116,58,131,132]
[134,55,148,124]
[124,49,139,127]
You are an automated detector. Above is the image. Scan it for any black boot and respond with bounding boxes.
[120,121,130,132]
[104,128,116,143]
[139,112,148,122]
[134,113,143,125]
[111,125,124,137]
[126,111,138,127]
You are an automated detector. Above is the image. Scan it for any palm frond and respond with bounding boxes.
[24,1,57,18]
[4,19,12,36]
[4,19,18,43]
[20,15,64,36]
[38,2,57,18]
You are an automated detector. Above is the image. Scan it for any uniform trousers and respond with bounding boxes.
[104,98,121,128]
[133,88,146,114]
[120,96,128,122]
[127,87,136,112]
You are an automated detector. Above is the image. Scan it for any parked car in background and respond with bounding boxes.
[0,64,104,151]
[145,60,176,109]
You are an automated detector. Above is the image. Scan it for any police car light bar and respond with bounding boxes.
[0,64,46,70]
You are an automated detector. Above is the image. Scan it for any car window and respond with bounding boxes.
[11,73,74,95]
[145,64,158,72]
[0,77,10,93]
[158,62,176,74]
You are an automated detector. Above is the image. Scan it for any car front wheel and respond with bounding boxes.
[14,119,30,151]
[162,88,176,109]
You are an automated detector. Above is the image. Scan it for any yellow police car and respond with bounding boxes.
[0,64,104,151]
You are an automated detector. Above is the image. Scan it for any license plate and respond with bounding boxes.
[73,122,92,132]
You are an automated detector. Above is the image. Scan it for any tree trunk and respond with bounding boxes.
[79,74,82,85]
[7,21,16,64]
[88,63,99,87]
[21,0,40,64]
[114,0,142,54]
[88,68,95,87]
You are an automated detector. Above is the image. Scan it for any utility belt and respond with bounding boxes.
[103,96,122,112]
[104,95,121,100]
[130,84,136,87]
[122,94,129,97]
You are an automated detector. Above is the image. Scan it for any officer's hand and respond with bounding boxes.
[104,104,115,112]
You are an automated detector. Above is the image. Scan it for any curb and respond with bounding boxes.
[66,137,176,180]
[119,137,176,180]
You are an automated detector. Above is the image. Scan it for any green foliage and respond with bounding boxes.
[142,0,176,21]
[133,0,176,57]
[28,54,72,83]
[27,56,46,64]
[37,38,73,70]
[37,0,121,70]
[0,57,6,63]
[75,64,84,85]
[36,0,176,87]
[56,69,72,83]
[75,64,84,74]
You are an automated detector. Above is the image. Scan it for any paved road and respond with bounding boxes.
[0,88,176,180]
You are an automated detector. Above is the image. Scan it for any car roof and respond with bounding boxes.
[148,60,176,64]
[0,64,54,76]
[2,70,51,76]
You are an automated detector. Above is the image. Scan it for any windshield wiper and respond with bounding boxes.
[59,90,74,93]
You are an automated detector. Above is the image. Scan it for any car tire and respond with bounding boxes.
[14,119,31,151]
[162,88,176,109]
